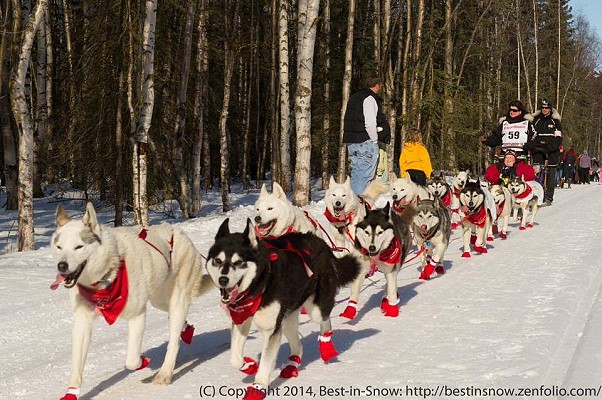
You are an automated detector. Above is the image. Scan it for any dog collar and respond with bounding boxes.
[496,199,506,217]
[360,236,402,265]
[453,186,463,197]
[466,205,487,228]
[323,207,354,228]
[227,290,263,325]
[77,260,128,325]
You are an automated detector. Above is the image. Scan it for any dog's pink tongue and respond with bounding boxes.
[50,274,65,290]
[338,210,347,220]
[229,287,240,304]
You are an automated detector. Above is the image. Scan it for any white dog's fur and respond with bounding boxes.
[389,172,431,212]
[50,203,213,397]
[254,182,317,238]
[450,170,469,228]
[488,184,513,238]
[508,177,544,230]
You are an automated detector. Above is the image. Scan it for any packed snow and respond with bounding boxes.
[1,181,602,399]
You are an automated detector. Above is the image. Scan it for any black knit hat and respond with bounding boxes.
[541,99,553,109]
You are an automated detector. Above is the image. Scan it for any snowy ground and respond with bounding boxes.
[1,182,602,399]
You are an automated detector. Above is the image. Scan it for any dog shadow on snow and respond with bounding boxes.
[80,328,231,399]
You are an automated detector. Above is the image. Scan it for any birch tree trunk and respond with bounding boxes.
[192,0,208,214]
[293,0,319,206]
[9,0,48,251]
[133,0,158,227]
[269,0,280,186]
[556,0,561,107]
[279,0,292,192]
[442,0,455,170]
[174,0,196,218]
[532,0,539,106]
[410,0,425,119]
[61,0,77,180]
[382,0,396,179]
[321,0,330,189]
[34,11,47,197]
[337,0,355,182]
[399,0,411,146]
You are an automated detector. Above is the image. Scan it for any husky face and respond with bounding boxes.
[490,184,508,205]
[459,180,485,211]
[325,176,358,218]
[414,200,443,235]
[254,182,295,237]
[355,203,395,256]
[389,173,418,207]
[507,176,527,195]
[453,171,469,191]
[427,176,450,198]
[206,219,258,304]
[51,203,102,288]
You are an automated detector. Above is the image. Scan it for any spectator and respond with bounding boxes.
[531,99,563,206]
[578,149,592,184]
[481,100,537,161]
[556,145,564,188]
[561,147,576,188]
[343,76,390,195]
[398,128,432,186]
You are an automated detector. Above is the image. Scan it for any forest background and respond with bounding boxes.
[1,0,601,250]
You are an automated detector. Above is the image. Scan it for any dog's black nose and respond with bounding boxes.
[254,216,261,223]
[218,276,229,287]
[335,201,341,207]
[392,195,398,200]
[368,245,376,253]
[57,261,69,273]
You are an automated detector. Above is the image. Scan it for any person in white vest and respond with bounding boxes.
[480,100,537,162]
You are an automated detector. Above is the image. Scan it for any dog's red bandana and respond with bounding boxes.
[496,200,507,217]
[513,184,533,202]
[77,261,128,325]
[453,186,463,197]
[361,236,402,265]
[466,206,487,228]
[227,291,263,325]
[323,207,354,229]
[440,190,452,208]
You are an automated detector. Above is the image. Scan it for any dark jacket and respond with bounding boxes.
[343,88,391,144]
[530,109,563,166]
[484,114,536,159]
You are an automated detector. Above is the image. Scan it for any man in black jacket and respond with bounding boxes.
[530,99,563,206]
[343,77,391,195]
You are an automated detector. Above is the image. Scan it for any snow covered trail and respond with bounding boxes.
[1,184,601,399]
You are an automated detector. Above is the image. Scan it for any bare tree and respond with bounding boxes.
[337,0,355,182]
[279,0,292,192]
[9,0,48,250]
[321,0,331,189]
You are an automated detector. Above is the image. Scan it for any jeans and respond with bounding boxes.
[348,141,379,195]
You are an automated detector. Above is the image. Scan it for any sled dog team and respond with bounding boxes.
[50,172,544,400]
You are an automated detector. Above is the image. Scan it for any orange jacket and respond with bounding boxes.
[399,142,433,179]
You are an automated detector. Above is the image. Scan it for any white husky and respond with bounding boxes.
[488,184,513,239]
[389,172,431,214]
[254,182,317,238]
[50,203,213,399]
[507,176,544,230]
[450,170,469,228]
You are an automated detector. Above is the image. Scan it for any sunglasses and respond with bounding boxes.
[509,108,520,112]
[542,106,550,109]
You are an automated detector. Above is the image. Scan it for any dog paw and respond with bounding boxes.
[474,245,488,254]
[461,252,471,258]
[60,388,79,400]
[380,296,400,317]
[339,301,357,320]
[280,355,301,378]
[519,226,526,231]
[318,331,339,362]
[499,232,507,239]
[240,357,259,375]
[152,371,172,385]
[134,355,151,371]
[435,265,445,275]
[243,384,267,400]
[418,263,435,280]
[180,324,194,345]
[487,236,494,242]
[527,223,534,228]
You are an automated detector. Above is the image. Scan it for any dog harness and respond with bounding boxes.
[464,205,487,228]
[260,236,314,277]
[138,228,173,267]
[77,261,128,325]
[513,184,533,203]
[360,236,402,265]
[495,199,507,218]
[323,207,356,231]
[227,290,264,325]
[439,190,452,208]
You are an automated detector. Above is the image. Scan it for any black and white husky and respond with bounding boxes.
[351,203,414,318]
[412,199,452,280]
[507,176,544,230]
[488,184,513,239]
[426,172,453,209]
[206,219,360,400]
[459,179,493,257]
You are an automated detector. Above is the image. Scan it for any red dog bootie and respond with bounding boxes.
[462,252,471,258]
[136,355,151,370]
[181,323,194,344]
[419,263,435,280]
[318,331,338,362]
[60,387,80,400]
[487,235,494,242]
[519,226,526,231]
[339,300,357,320]
[527,223,534,229]
[500,231,508,239]
[280,355,301,378]
[380,295,400,317]
[243,384,266,400]
[473,245,488,254]
[240,357,259,375]
[435,262,445,275]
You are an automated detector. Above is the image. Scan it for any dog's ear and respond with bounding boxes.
[382,201,391,216]
[82,202,100,234]
[243,218,258,248]
[344,175,351,187]
[364,202,371,216]
[216,218,230,239]
[260,183,268,197]
[329,175,337,187]
[273,182,286,199]
[404,173,412,183]
[390,171,398,181]
[56,205,70,227]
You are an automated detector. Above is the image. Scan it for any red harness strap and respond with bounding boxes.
[260,236,314,277]
[495,200,506,218]
[138,228,173,267]
[466,205,487,228]
[78,261,128,325]
[227,290,263,325]
[514,184,533,200]
[360,236,402,265]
